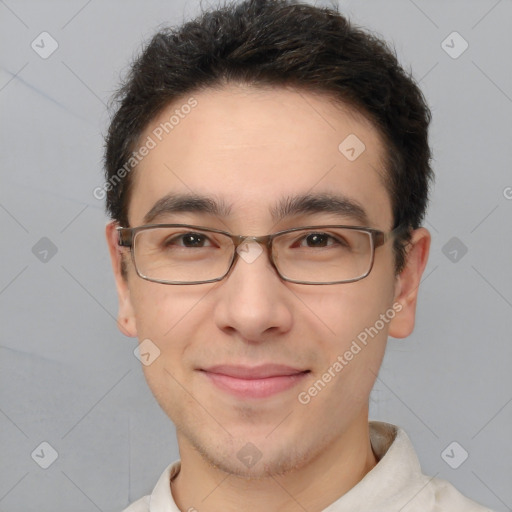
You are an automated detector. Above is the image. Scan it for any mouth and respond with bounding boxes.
[198,364,311,399]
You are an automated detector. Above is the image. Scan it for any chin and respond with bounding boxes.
[187,428,317,479]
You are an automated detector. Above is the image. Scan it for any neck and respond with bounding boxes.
[171,417,377,512]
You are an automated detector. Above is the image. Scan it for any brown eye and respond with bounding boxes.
[294,232,349,249]
[165,232,213,248]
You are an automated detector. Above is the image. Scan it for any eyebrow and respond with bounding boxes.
[142,191,369,227]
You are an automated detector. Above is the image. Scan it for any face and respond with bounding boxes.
[107,84,429,478]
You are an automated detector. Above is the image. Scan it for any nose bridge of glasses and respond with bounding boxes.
[224,233,283,287]
[233,234,273,250]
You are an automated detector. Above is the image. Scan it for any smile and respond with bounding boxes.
[199,364,310,399]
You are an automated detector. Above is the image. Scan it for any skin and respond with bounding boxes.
[106,83,430,512]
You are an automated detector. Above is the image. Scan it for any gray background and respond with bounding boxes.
[0,0,511,510]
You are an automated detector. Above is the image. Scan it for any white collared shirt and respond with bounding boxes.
[122,421,494,511]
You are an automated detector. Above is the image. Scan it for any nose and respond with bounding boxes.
[212,238,293,343]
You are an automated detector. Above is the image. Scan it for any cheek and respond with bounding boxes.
[130,282,201,340]
[130,284,194,395]
[130,282,217,391]
[304,301,390,414]
[131,285,198,412]
[309,276,395,345]
[302,267,395,398]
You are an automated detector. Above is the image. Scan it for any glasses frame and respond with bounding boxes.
[117,223,405,285]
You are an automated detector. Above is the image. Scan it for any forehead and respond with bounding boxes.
[127,84,393,231]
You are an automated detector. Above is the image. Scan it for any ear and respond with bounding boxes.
[105,221,138,338]
[388,227,431,339]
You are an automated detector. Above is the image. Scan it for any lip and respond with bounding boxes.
[199,364,310,399]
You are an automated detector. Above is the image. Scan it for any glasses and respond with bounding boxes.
[117,223,404,285]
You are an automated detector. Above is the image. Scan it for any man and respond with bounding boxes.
[103,0,494,510]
